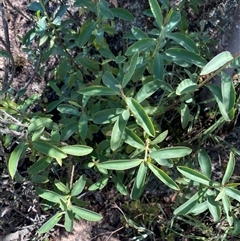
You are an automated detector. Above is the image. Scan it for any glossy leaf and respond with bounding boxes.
[61,122,78,141]
[35,187,65,203]
[166,32,198,53]
[150,146,192,159]
[174,192,199,215]
[33,140,67,159]
[200,51,233,75]
[70,205,102,221]
[149,0,163,29]
[125,97,155,137]
[88,175,108,191]
[28,156,52,175]
[111,109,130,151]
[125,38,156,56]
[222,194,233,226]
[93,108,124,124]
[78,21,97,48]
[148,163,179,190]
[8,142,27,179]
[55,179,70,194]
[102,71,121,92]
[198,149,212,178]
[78,86,118,96]
[176,79,198,95]
[190,201,208,215]
[225,187,240,202]
[207,195,221,222]
[57,104,80,116]
[31,175,49,183]
[165,9,181,33]
[78,114,88,140]
[222,152,235,185]
[28,117,53,132]
[177,166,211,186]
[134,79,164,103]
[166,48,207,67]
[98,159,142,170]
[38,212,63,234]
[98,1,114,19]
[123,128,145,149]
[180,102,190,129]
[61,145,93,156]
[110,8,134,21]
[131,162,148,200]
[153,53,164,80]
[131,27,148,40]
[71,175,86,196]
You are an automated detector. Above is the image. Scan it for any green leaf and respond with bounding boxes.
[122,53,139,88]
[93,108,124,124]
[35,187,65,203]
[102,71,121,92]
[123,128,145,149]
[78,21,97,48]
[61,145,93,156]
[98,159,142,170]
[148,163,179,190]
[222,152,235,185]
[31,175,49,183]
[88,175,108,191]
[70,205,102,221]
[165,9,181,33]
[149,0,163,29]
[112,173,127,195]
[125,97,155,137]
[134,79,164,103]
[33,140,67,159]
[166,48,207,67]
[221,72,235,114]
[174,191,199,215]
[27,2,44,13]
[0,50,11,58]
[177,166,211,186]
[190,201,208,215]
[28,156,52,175]
[75,56,99,72]
[64,210,74,232]
[38,212,63,234]
[198,149,212,178]
[71,175,86,196]
[176,79,198,95]
[111,109,130,151]
[78,114,88,140]
[180,102,190,129]
[54,179,70,194]
[166,32,198,53]
[8,142,27,180]
[78,86,118,96]
[46,99,64,113]
[222,194,233,226]
[110,8,134,21]
[200,51,233,75]
[98,1,114,19]
[125,38,156,56]
[225,187,240,202]
[151,130,168,145]
[28,117,53,133]
[131,27,149,40]
[207,195,221,222]
[150,146,192,159]
[61,122,78,141]
[153,53,164,80]
[131,162,148,200]
[233,217,240,236]
[57,104,80,116]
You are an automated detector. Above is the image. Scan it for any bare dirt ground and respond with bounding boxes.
[0,0,240,240]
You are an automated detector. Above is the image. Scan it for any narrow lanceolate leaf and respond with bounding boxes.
[78,114,88,140]
[200,51,233,75]
[225,187,240,202]
[110,7,134,21]
[122,53,139,88]
[28,156,52,175]
[57,104,80,116]
[78,86,118,96]
[153,53,164,80]
[60,145,93,156]
[125,38,156,56]
[150,146,192,160]
[151,130,168,145]
[222,152,235,185]
[102,71,121,92]
[35,187,65,203]
[70,205,102,221]
[222,194,233,226]
[176,79,198,95]
[64,210,74,232]
[32,140,67,159]
[123,128,145,149]
[78,21,97,48]
[207,195,221,222]
[149,0,163,29]
[125,97,155,137]
[54,179,70,194]
[111,109,130,151]
[180,102,190,129]
[71,175,86,196]
[131,162,148,200]
[198,149,212,178]
[148,163,179,190]
[165,9,181,33]
[38,212,63,234]
[8,142,28,179]
[93,108,124,124]
[177,166,211,186]
[174,192,199,215]
[98,159,142,170]
[165,48,207,67]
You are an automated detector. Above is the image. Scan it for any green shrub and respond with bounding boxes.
[1,0,240,238]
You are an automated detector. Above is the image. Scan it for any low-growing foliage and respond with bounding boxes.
[1,0,240,238]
